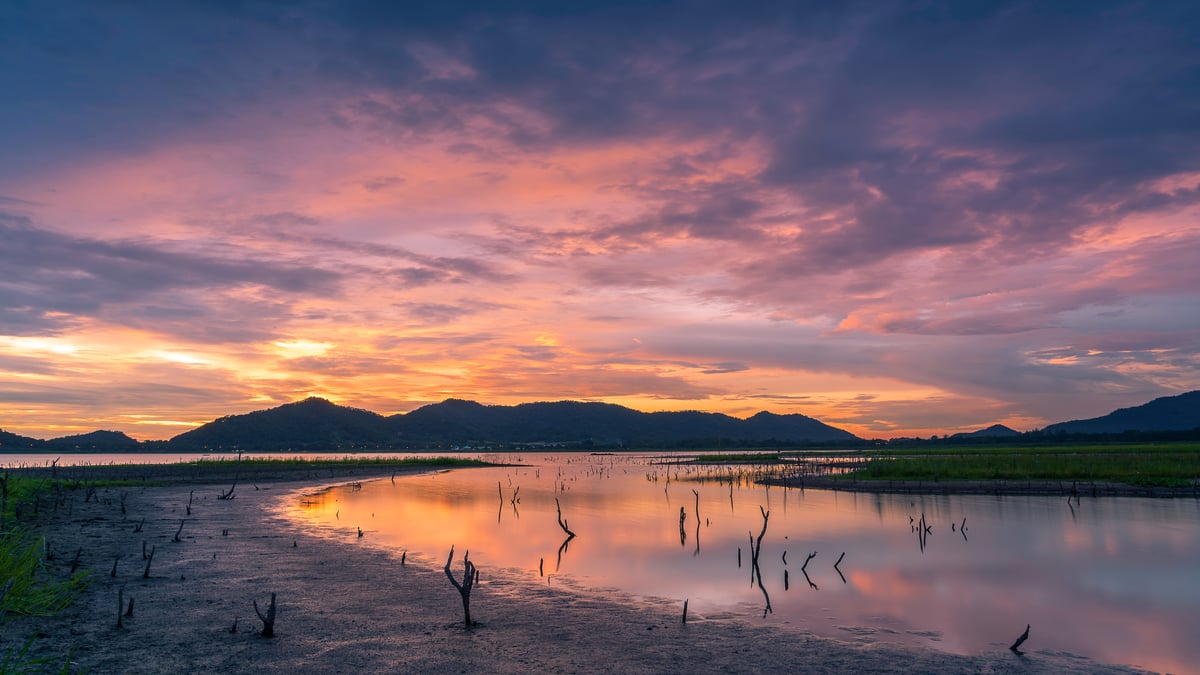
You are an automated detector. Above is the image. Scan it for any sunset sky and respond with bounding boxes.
[2,1,1198,441]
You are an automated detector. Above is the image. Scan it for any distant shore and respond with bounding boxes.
[761,475,1200,498]
[1,463,1145,673]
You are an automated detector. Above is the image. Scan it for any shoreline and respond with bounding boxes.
[1,465,1148,673]
[760,475,1200,498]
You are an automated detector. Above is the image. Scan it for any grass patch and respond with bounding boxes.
[842,443,1200,487]
[183,455,493,469]
[682,452,783,464]
[0,535,90,618]
[857,442,1200,457]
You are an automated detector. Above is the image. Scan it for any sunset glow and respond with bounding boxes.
[2,2,1198,440]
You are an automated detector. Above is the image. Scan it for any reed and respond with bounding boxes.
[843,444,1200,486]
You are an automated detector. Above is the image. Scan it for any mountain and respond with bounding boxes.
[742,410,858,442]
[166,397,858,450]
[950,424,1020,439]
[1043,391,1200,434]
[390,399,856,445]
[0,429,45,450]
[168,397,397,450]
[46,430,140,449]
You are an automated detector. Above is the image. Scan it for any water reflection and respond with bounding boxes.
[285,453,1200,674]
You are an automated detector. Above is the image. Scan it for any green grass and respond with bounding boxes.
[0,534,90,618]
[183,455,493,469]
[841,443,1200,487]
[683,452,783,463]
[857,442,1200,457]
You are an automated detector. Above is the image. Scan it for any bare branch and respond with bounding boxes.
[254,593,277,637]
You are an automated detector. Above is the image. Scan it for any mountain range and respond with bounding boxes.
[2,390,1198,451]
[166,397,857,450]
[1043,390,1200,434]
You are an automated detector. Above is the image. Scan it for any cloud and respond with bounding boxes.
[0,217,341,336]
[2,1,1199,438]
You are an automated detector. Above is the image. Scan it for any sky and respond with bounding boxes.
[2,1,1199,442]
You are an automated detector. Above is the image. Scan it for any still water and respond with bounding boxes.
[286,453,1199,674]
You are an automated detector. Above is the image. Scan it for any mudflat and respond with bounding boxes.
[2,464,1144,673]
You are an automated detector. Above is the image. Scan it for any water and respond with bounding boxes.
[283,453,1200,674]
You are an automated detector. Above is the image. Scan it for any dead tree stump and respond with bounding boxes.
[254,593,277,637]
[143,545,156,578]
[443,545,477,628]
[1010,623,1030,654]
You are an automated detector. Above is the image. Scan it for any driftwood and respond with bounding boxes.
[834,551,847,583]
[143,545,156,578]
[173,519,186,542]
[116,585,126,628]
[254,593,277,637]
[750,506,769,570]
[749,507,772,616]
[679,506,687,547]
[682,598,689,624]
[554,498,577,571]
[110,555,120,578]
[186,490,194,515]
[219,453,242,500]
[555,498,576,538]
[1009,623,1030,654]
[443,546,477,627]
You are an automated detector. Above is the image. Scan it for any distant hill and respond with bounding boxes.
[390,399,856,446]
[0,429,44,450]
[169,397,397,450]
[166,397,858,450]
[46,430,140,449]
[951,424,1020,439]
[1043,391,1200,434]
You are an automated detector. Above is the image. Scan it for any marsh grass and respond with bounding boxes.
[183,455,493,469]
[683,452,784,463]
[843,444,1200,486]
[2,477,90,622]
[0,534,90,619]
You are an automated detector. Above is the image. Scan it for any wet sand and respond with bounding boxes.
[1,465,1148,673]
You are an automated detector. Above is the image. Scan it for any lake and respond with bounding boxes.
[282,452,1199,674]
[5,450,1195,672]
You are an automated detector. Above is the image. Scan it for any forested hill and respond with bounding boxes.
[0,429,43,449]
[168,397,395,449]
[165,397,858,450]
[1043,390,1200,434]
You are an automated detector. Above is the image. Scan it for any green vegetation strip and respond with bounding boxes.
[183,456,493,468]
[683,452,784,463]
[1,534,90,618]
[842,444,1200,487]
[855,442,1200,457]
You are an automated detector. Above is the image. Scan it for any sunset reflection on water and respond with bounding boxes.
[285,454,1200,674]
